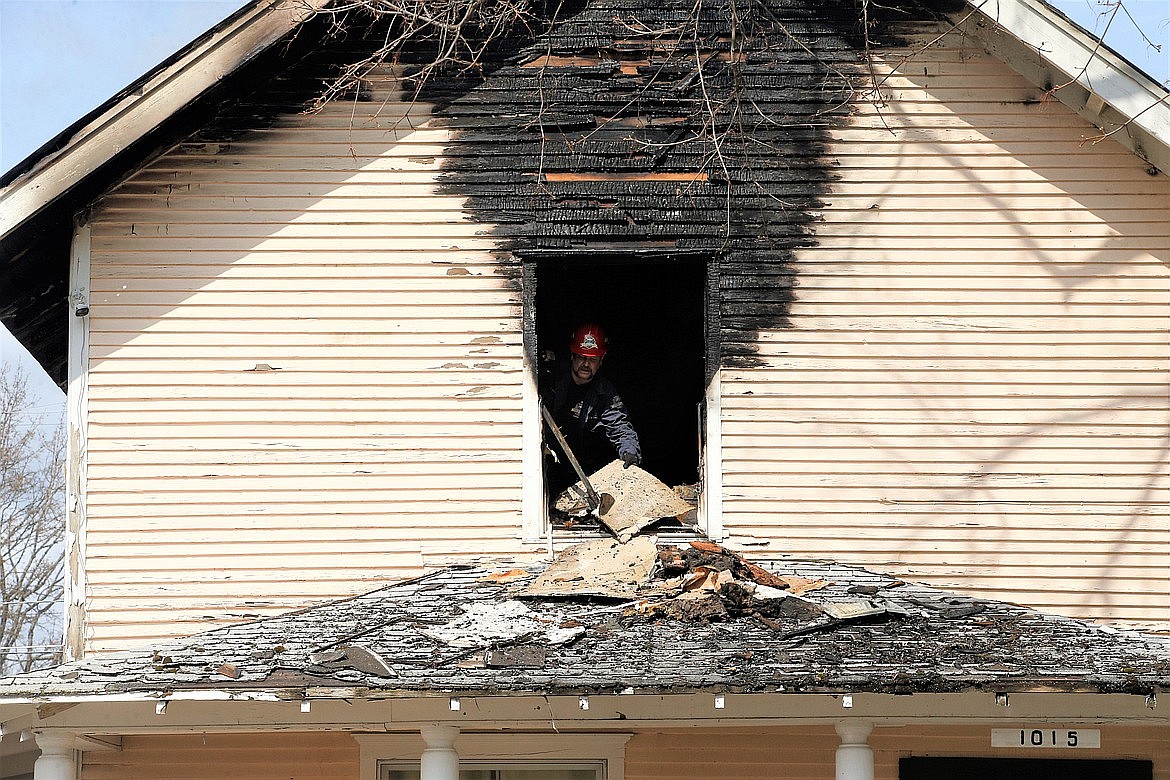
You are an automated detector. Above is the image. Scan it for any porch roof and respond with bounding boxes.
[3,541,1168,704]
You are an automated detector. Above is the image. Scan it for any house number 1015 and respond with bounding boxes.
[991,728,1101,748]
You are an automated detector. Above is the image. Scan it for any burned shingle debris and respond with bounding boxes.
[621,541,902,636]
[308,645,397,678]
[3,542,1170,701]
[418,601,587,649]
[521,536,658,600]
[556,462,697,542]
[508,537,885,633]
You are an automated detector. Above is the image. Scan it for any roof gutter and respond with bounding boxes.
[0,0,330,239]
[963,0,1170,173]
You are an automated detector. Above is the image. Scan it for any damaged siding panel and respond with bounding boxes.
[82,71,533,651]
[720,45,1170,631]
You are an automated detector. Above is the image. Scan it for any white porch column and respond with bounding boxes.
[420,725,459,780]
[32,731,77,780]
[834,721,874,780]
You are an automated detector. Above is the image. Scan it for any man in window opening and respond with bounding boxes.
[541,322,642,497]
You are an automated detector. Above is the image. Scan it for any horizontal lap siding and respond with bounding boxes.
[85,73,533,651]
[627,726,1170,780]
[80,733,358,780]
[721,47,1170,631]
[82,725,1170,780]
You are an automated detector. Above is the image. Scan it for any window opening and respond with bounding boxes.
[381,762,604,780]
[899,757,1152,780]
[531,256,707,530]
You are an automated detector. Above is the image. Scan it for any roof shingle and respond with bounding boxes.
[3,542,1168,701]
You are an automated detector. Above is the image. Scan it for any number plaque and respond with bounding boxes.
[991,728,1100,749]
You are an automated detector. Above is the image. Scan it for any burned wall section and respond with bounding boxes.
[418,0,876,368]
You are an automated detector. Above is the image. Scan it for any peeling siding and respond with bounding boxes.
[84,70,535,650]
[721,44,1170,631]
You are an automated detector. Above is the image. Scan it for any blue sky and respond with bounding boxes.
[1051,0,1170,80]
[0,0,1168,405]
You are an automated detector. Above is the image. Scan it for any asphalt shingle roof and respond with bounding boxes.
[3,542,1169,700]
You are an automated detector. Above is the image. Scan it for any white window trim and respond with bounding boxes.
[379,759,606,780]
[356,733,631,780]
[521,350,545,543]
[699,367,723,542]
[517,257,722,545]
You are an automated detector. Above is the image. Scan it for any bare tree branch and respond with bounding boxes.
[0,367,65,675]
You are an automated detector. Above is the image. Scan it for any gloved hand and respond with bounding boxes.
[620,450,640,469]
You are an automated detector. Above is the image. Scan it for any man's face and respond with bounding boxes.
[570,353,603,385]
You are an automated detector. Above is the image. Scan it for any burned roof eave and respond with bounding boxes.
[6,0,1170,382]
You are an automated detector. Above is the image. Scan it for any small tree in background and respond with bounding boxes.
[0,367,65,675]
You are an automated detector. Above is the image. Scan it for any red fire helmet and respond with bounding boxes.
[569,323,608,357]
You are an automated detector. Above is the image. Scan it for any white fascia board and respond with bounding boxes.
[0,690,291,706]
[967,0,1170,146]
[4,692,1168,730]
[0,0,330,238]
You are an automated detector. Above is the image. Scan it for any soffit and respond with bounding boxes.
[961,0,1170,174]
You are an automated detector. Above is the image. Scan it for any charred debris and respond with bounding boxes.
[257,540,1170,697]
[514,535,898,631]
[551,460,698,540]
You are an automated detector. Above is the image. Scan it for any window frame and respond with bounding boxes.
[355,733,631,780]
[518,252,722,543]
[899,757,1153,780]
[378,759,606,780]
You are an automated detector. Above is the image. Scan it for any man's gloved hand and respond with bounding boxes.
[620,450,640,469]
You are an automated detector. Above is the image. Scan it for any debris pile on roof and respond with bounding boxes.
[513,537,896,636]
[4,541,1170,700]
[641,541,841,627]
[553,460,699,539]
[522,537,659,600]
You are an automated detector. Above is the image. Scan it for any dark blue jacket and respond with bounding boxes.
[542,359,641,473]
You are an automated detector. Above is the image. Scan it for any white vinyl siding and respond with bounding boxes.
[719,43,1170,631]
[79,35,1170,649]
[83,70,535,650]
